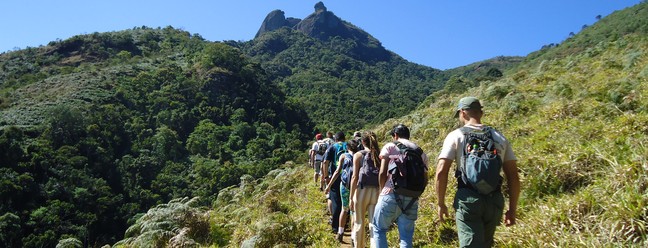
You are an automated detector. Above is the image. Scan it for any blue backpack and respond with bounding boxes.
[328,142,347,177]
[458,126,502,195]
[340,153,354,188]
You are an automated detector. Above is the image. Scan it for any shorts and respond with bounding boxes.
[341,184,351,209]
[314,161,322,174]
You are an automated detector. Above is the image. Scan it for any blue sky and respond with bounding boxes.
[1,1,642,70]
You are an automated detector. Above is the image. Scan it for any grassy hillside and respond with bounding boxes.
[113,2,648,247]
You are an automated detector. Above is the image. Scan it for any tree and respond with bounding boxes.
[45,105,86,148]
[197,43,245,73]
[486,68,503,78]
[0,212,21,247]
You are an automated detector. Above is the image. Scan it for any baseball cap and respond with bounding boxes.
[353,131,361,138]
[315,133,323,140]
[454,97,483,118]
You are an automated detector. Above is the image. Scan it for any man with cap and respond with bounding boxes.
[322,132,347,235]
[310,133,325,189]
[435,96,521,247]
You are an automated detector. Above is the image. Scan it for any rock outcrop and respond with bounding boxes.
[255,10,302,38]
[255,2,391,62]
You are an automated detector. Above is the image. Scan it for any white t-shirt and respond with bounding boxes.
[378,138,429,195]
[438,124,517,164]
[311,141,324,161]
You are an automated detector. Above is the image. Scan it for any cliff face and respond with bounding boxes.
[255,10,302,38]
[255,2,391,62]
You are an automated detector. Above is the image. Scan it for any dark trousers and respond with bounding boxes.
[329,187,342,232]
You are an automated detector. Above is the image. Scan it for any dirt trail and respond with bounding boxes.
[340,232,352,247]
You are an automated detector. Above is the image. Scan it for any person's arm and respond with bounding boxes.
[502,159,520,226]
[321,147,332,184]
[378,157,389,190]
[349,152,363,211]
[321,160,330,186]
[324,156,345,193]
[309,150,315,167]
[435,158,453,222]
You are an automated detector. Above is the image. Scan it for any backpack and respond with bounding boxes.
[390,141,428,198]
[340,153,354,188]
[354,137,365,151]
[316,140,328,155]
[358,150,379,188]
[329,142,347,177]
[458,126,502,195]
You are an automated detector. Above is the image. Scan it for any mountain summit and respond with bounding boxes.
[255,1,390,62]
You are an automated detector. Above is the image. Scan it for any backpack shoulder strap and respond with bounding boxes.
[344,152,353,160]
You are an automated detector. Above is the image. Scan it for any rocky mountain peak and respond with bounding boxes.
[254,2,391,62]
[314,1,327,13]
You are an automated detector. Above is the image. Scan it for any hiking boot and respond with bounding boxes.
[336,233,343,243]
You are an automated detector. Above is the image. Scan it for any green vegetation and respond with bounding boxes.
[236,28,441,132]
[0,27,310,247]
[1,2,647,247]
[115,2,647,247]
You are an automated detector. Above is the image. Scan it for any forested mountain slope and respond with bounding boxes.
[0,27,311,247]
[236,2,521,132]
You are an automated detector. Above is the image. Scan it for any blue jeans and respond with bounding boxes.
[372,193,419,248]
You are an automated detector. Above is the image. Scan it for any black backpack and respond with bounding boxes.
[457,126,502,195]
[358,150,379,188]
[390,141,428,198]
[340,153,354,188]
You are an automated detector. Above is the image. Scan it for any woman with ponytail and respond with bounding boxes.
[349,131,381,248]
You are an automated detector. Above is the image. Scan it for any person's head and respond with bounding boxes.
[362,131,380,167]
[334,131,346,142]
[353,131,361,139]
[346,139,360,153]
[326,131,334,138]
[315,133,323,140]
[389,124,410,139]
[454,96,483,122]
[361,131,379,151]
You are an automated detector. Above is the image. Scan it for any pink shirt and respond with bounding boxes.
[378,138,429,195]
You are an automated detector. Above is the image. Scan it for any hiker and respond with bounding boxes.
[372,124,428,248]
[435,97,520,248]
[322,131,335,214]
[353,131,364,151]
[310,133,325,190]
[349,131,381,248]
[322,132,347,235]
[325,139,360,242]
[323,131,335,146]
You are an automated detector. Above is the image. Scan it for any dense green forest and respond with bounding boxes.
[233,5,520,132]
[1,1,647,247]
[0,27,311,247]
